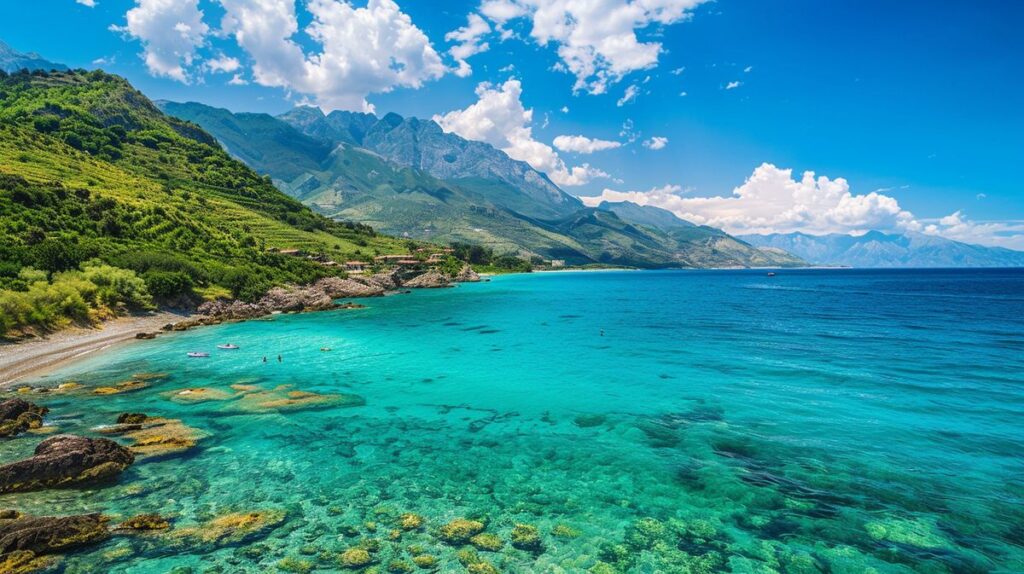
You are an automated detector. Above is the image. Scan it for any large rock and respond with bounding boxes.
[0,511,110,571]
[0,399,48,438]
[365,270,402,290]
[0,435,135,493]
[454,265,481,283]
[313,277,384,298]
[403,272,451,289]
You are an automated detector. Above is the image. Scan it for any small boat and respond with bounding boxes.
[320,347,332,352]
[767,272,777,277]
[187,352,210,358]
[217,344,240,350]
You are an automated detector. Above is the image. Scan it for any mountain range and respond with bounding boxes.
[740,231,1024,268]
[160,101,802,268]
[0,40,67,74]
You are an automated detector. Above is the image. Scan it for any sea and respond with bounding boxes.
[3,269,1023,573]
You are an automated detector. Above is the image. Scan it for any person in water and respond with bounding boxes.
[262,356,267,363]
[278,354,282,363]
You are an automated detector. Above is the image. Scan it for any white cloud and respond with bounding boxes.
[679,91,687,96]
[743,65,753,73]
[447,13,491,77]
[643,136,668,150]
[553,135,622,154]
[581,163,917,235]
[581,165,1024,249]
[219,0,446,112]
[671,66,685,75]
[228,73,248,85]
[922,211,1024,250]
[560,105,569,113]
[205,54,240,73]
[77,0,98,7]
[725,80,741,90]
[616,83,639,106]
[434,78,611,186]
[476,0,709,94]
[112,0,209,83]
[92,56,115,66]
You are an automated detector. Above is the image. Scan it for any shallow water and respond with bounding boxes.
[4,269,1024,573]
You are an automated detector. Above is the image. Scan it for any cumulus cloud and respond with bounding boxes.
[204,54,240,74]
[111,0,209,83]
[77,0,98,7]
[447,13,491,77]
[581,163,917,235]
[922,211,1024,250]
[643,136,668,150]
[471,0,708,94]
[616,84,639,106]
[218,0,445,112]
[553,135,622,154]
[725,80,741,90]
[434,78,611,186]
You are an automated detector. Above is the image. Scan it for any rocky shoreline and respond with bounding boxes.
[147,266,481,335]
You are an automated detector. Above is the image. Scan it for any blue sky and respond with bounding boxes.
[2,0,1022,247]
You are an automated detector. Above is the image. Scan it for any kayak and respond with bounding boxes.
[187,352,210,358]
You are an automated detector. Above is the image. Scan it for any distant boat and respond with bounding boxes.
[767,272,777,277]
[217,344,240,350]
[320,347,332,352]
[187,352,210,358]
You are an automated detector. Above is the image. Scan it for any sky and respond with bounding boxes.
[2,0,1023,248]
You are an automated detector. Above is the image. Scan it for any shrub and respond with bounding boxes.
[143,270,194,300]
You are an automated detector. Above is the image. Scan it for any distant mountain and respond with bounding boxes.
[597,201,696,231]
[283,106,580,219]
[740,231,1024,268]
[162,101,804,268]
[0,41,68,73]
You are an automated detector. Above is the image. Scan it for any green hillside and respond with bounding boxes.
[0,69,409,337]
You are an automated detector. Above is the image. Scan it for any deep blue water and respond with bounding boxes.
[4,269,1024,573]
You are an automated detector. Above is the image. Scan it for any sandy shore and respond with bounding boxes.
[0,311,190,386]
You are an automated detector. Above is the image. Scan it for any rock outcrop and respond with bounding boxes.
[0,511,110,571]
[0,399,48,438]
[403,272,451,289]
[0,435,135,493]
[454,265,481,283]
[314,277,385,298]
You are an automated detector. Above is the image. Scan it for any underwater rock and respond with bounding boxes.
[510,523,542,551]
[412,554,438,569]
[168,387,235,403]
[551,524,580,539]
[92,380,149,395]
[116,413,149,425]
[98,416,205,458]
[572,414,606,428]
[387,559,414,573]
[0,435,134,493]
[470,533,504,551]
[403,272,451,289]
[0,511,110,570]
[398,513,423,531]
[135,332,158,340]
[115,513,170,532]
[173,510,286,547]
[237,388,365,412]
[438,519,485,545]
[340,547,375,568]
[0,399,48,438]
[864,517,951,550]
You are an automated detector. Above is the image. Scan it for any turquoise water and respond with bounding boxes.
[3,269,1024,573]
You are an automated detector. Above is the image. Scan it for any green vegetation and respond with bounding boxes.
[0,68,409,338]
